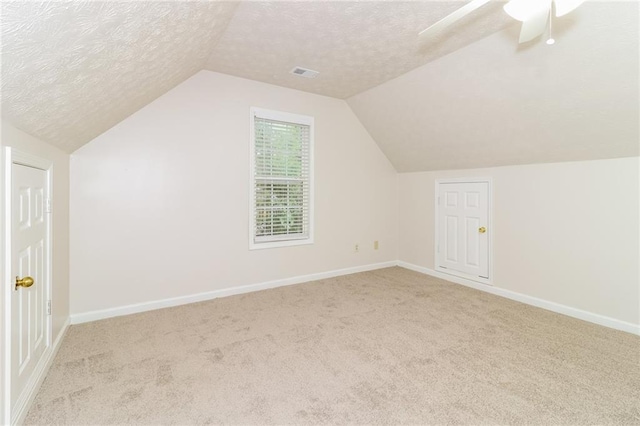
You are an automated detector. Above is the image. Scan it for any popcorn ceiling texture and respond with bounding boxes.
[2,0,637,163]
[1,0,512,153]
[205,1,512,99]
[1,1,239,153]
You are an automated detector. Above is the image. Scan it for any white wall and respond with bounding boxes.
[70,70,398,316]
[399,157,640,327]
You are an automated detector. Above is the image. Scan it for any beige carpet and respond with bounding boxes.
[26,267,640,425]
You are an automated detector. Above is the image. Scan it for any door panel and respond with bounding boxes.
[11,164,49,411]
[438,181,489,280]
[445,215,458,261]
[465,217,480,267]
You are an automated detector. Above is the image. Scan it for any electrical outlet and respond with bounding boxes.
[374,240,379,250]
[354,244,359,253]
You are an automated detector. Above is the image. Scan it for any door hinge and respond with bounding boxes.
[47,300,52,315]
[45,198,52,213]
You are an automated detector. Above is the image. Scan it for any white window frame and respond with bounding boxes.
[249,107,314,250]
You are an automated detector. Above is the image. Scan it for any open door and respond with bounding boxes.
[3,148,53,424]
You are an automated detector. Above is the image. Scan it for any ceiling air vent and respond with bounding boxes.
[290,67,319,79]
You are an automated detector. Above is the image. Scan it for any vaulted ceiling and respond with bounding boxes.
[348,1,640,171]
[1,1,638,171]
[1,1,239,153]
[1,0,511,153]
[205,1,511,99]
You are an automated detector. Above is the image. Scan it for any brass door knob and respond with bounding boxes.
[478,227,487,234]
[15,276,34,289]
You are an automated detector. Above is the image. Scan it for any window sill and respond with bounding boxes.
[249,237,314,250]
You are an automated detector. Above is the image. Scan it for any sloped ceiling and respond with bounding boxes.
[1,0,638,171]
[348,2,640,172]
[2,0,514,153]
[1,1,239,152]
[205,1,512,99]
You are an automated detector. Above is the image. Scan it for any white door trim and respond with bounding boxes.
[435,177,493,285]
[2,147,54,425]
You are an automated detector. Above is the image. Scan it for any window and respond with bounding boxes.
[249,108,314,249]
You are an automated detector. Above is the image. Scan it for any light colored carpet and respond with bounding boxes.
[26,267,640,425]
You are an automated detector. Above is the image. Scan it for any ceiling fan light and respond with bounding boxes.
[504,0,554,22]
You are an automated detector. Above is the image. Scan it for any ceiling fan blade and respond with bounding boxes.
[554,0,586,17]
[517,6,550,43]
[504,0,532,21]
[418,0,491,38]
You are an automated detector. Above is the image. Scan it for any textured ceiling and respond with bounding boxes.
[2,0,518,152]
[1,1,239,152]
[205,1,512,99]
[2,0,635,168]
[347,2,640,172]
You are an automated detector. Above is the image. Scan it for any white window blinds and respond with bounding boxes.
[250,109,314,248]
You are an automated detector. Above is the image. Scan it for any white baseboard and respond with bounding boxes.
[70,261,397,325]
[12,317,70,425]
[70,259,640,336]
[398,261,640,336]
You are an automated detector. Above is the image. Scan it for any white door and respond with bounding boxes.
[437,181,490,281]
[10,163,50,416]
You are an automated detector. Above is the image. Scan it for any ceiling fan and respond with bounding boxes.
[418,0,586,44]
